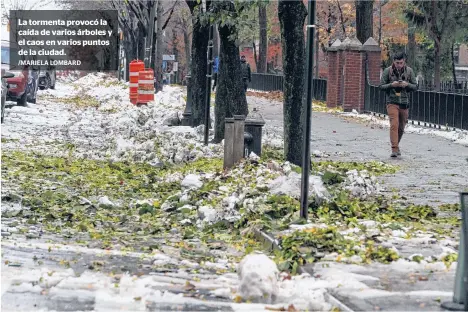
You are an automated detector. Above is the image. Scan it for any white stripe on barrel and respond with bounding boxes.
[130,72,139,76]
[138,80,154,84]
[129,83,138,87]
[138,90,154,94]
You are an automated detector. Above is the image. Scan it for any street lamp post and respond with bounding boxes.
[204,22,214,145]
[299,0,316,220]
[441,192,468,311]
[182,68,193,126]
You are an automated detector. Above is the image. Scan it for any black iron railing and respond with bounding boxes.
[249,73,283,92]
[249,73,327,102]
[417,80,468,94]
[366,85,468,130]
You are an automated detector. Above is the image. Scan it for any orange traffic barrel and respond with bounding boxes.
[138,68,155,104]
[129,60,144,104]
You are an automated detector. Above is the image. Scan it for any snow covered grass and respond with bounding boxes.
[341,110,468,146]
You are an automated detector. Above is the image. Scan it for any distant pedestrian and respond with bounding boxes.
[240,55,251,92]
[379,52,417,158]
[212,56,219,91]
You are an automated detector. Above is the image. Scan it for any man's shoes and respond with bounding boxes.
[397,151,401,156]
[390,152,398,158]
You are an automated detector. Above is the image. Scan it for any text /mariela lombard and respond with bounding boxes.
[18,59,81,66]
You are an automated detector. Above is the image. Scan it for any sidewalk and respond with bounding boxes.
[248,95,468,207]
[248,95,465,311]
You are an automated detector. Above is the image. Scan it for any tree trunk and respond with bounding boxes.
[213,24,220,57]
[452,43,457,86]
[172,30,179,84]
[278,0,307,166]
[183,27,191,81]
[124,32,137,81]
[378,2,382,45]
[327,2,333,47]
[154,1,164,92]
[186,0,209,126]
[258,4,268,73]
[356,0,374,44]
[214,1,248,143]
[137,21,146,61]
[434,38,441,91]
[337,1,347,39]
[253,40,258,70]
[407,24,416,69]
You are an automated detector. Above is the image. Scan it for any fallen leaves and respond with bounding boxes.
[247,91,283,102]
[184,281,196,291]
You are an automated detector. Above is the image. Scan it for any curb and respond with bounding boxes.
[253,228,281,253]
[254,229,355,312]
[325,292,355,312]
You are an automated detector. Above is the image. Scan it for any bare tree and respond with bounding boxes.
[257,2,268,73]
[2,0,55,20]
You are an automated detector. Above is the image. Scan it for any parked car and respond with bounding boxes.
[1,40,40,105]
[1,69,14,123]
[38,64,56,90]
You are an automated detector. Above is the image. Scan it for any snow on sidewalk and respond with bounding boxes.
[341,109,468,146]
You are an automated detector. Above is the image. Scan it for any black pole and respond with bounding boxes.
[300,0,316,219]
[145,0,157,69]
[204,23,214,145]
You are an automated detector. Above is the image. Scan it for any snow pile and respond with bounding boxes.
[4,73,298,166]
[269,172,330,205]
[342,110,468,146]
[344,169,380,199]
[237,253,279,303]
[181,174,203,190]
[52,75,224,164]
[56,70,86,83]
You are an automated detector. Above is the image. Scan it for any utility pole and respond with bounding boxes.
[300,0,316,220]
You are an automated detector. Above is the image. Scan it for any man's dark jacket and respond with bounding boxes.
[241,61,251,82]
[379,65,418,107]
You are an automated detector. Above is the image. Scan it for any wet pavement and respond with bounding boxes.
[248,95,465,312]
[304,261,456,312]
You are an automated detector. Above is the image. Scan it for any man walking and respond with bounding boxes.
[379,52,417,158]
[240,55,251,92]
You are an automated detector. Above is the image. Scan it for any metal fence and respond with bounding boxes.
[249,73,327,101]
[417,80,468,94]
[250,73,283,92]
[366,85,468,130]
